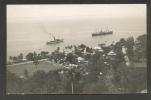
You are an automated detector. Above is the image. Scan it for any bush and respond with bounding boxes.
[7,71,24,94]
[22,70,46,94]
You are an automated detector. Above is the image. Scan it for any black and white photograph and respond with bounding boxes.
[6,4,147,94]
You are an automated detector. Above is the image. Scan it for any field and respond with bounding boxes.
[7,60,63,77]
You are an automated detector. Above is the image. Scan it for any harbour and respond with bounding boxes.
[7,18,146,59]
[6,4,147,94]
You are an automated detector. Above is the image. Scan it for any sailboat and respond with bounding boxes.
[46,33,64,45]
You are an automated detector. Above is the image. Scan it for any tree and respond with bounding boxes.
[136,34,146,47]
[37,54,41,60]
[66,53,75,63]
[26,52,34,61]
[114,42,122,52]
[13,56,18,61]
[126,37,135,60]
[18,53,23,60]
[79,44,86,49]
[9,56,13,61]
[40,51,49,58]
[135,34,147,58]
[120,38,126,46]
[33,51,37,60]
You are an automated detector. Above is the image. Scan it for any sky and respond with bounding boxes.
[7,4,146,22]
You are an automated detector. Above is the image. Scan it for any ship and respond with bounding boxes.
[92,29,113,36]
[46,33,64,45]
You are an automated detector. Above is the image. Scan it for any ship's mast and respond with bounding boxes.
[50,33,55,41]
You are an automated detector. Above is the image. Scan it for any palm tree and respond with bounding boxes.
[33,59,39,69]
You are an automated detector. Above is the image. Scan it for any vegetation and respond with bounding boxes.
[7,34,147,94]
[135,34,147,59]
[25,52,33,61]
[7,66,146,94]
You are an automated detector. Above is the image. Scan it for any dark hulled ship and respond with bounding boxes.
[92,29,113,36]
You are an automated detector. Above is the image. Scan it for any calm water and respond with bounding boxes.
[7,18,146,59]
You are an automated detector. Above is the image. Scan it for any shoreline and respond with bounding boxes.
[7,33,147,66]
[7,32,146,61]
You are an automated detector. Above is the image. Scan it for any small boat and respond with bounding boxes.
[92,29,113,36]
[46,33,64,45]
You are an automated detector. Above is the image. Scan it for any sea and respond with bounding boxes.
[7,18,146,59]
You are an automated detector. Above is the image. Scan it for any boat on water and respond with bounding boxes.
[92,29,113,36]
[46,34,64,45]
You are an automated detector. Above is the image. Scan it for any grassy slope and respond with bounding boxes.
[7,60,63,77]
